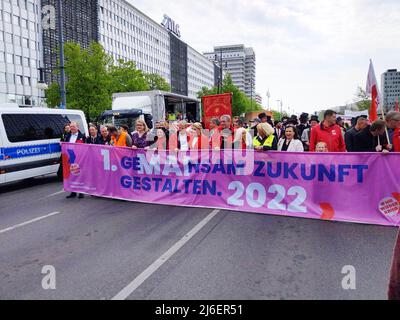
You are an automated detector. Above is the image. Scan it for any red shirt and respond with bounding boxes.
[394,128,400,152]
[310,122,346,152]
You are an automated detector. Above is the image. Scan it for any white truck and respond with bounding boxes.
[98,91,201,132]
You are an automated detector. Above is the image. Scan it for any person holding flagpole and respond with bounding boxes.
[366,59,392,152]
[385,111,400,149]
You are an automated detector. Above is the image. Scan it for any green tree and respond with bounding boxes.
[109,59,149,93]
[271,110,288,121]
[145,73,171,91]
[45,82,61,109]
[197,74,262,116]
[354,86,371,111]
[45,42,113,121]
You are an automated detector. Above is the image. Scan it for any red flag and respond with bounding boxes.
[366,60,380,122]
[395,97,399,112]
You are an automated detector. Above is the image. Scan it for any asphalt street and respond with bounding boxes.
[0,175,398,300]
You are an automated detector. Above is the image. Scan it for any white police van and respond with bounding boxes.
[0,104,88,185]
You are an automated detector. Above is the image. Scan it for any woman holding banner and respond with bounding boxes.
[277,125,304,152]
[132,119,150,149]
[149,127,169,151]
[233,127,253,150]
[189,123,209,150]
[253,123,277,152]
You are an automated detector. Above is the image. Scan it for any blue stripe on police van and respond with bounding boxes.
[1,143,61,160]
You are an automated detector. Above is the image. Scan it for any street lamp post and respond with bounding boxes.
[215,49,226,94]
[57,0,66,109]
[276,100,282,120]
[250,80,253,110]
[37,0,66,109]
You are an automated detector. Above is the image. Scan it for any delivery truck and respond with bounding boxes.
[98,91,200,132]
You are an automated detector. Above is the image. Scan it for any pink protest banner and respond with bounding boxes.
[62,143,400,227]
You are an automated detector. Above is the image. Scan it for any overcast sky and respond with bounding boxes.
[128,0,400,114]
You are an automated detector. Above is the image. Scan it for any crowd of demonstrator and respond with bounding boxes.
[61,110,400,155]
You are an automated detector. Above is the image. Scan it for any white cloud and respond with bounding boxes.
[128,0,400,114]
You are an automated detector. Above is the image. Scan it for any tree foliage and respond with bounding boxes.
[145,73,171,91]
[110,60,149,93]
[45,42,172,121]
[271,110,288,121]
[197,74,262,116]
[354,86,371,111]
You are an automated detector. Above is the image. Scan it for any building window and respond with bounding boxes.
[16,75,24,85]
[6,53,14,63]
[7,73,15,84]
[13,15,20,26]
[22,38,29,48]
[4,12,12,23]
[5,33,13,43]
[15,55,22,65]
[21,18,28,28]
[14,35,21,46]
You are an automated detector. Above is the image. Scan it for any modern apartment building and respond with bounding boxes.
[0,0,43,107]
[187,45,214,98]
[255,93,262,105]
[204,44,256,99]
[0,0,214,106]
[98,0,171,84]
[382,69,400,112]
[41,0,99,84]
[40,0,213,99]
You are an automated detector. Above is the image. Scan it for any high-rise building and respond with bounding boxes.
[1,0,213,107]
[204,44,256,99]
[382,69,400,112]
[0,0,43,107]
[255,93,262,105]
[187,45,214,98]
[41,0,99,84]
[98,1,214,98]
[41,0,213,99]
[98,0,171,84]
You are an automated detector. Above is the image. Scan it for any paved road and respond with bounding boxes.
[0,176,397,300]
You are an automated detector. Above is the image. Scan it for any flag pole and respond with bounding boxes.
[378,100,391,144]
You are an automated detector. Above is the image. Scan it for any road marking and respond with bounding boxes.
[45,190,65,198]
[0,212,61,235]
[112,209,221,300]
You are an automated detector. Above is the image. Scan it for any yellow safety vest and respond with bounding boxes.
[253,135,275,148]
[168,114,176,121]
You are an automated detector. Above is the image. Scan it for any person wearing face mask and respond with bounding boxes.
[277,125,304,152]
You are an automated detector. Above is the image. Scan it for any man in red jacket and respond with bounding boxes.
[310,110,346,152]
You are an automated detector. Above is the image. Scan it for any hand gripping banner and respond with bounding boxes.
[62,143,400,227]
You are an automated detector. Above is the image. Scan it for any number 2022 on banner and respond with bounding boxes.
[101,148,307,214]
[228,182,307,213]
